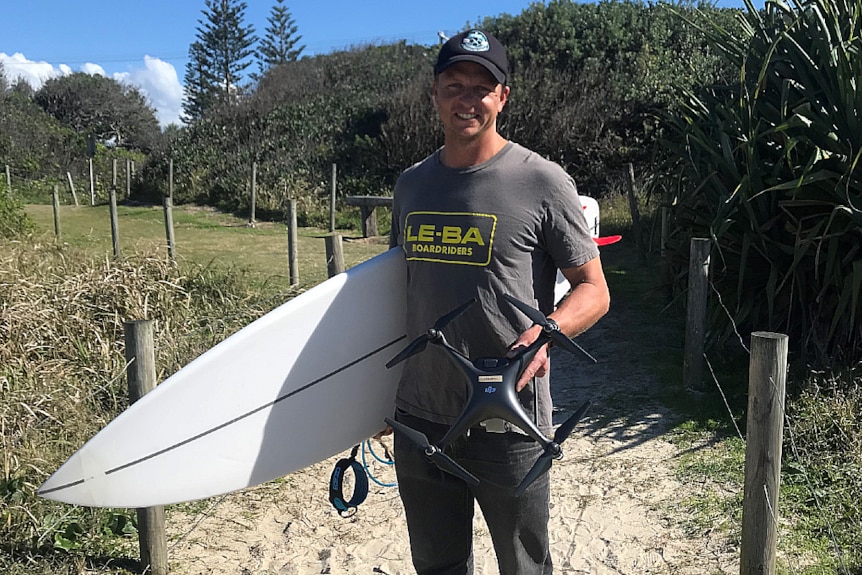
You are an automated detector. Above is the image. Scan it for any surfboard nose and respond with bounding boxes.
[38,449,100,506]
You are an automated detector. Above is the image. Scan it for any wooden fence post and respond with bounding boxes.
[109,160,121,258]
[287,199,299,286]
[330,163,337,233]
[124,320,168,575]
[625,163,646,263]
[684,238,711,391]
[163,159,176,263]
[740,331,788,575]
[66,172,79,206]
[163,195,175,263]
[325,233,344,277]
[52,185,62,242]
[126,159,132,199]
[249,161,257,228]
[660,202,672,293]
[89,158,95,205]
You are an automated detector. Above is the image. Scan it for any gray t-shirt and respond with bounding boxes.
[390,141,598,430]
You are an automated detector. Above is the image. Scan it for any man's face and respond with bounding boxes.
[432,62,509,144]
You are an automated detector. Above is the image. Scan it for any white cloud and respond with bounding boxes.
[113,56,183,128]
[0,52,66,88]
[1,52,183,128]
[80,62,106,76]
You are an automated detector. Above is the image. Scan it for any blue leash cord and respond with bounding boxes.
[362,439,397,488]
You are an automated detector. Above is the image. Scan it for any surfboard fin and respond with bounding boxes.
[593,234,622,247]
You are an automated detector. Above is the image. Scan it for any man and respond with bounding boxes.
[387,29,610,575]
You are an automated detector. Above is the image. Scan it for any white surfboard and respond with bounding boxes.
[39,197,616,508]
[38,248,408,507]
[553,196,620,302]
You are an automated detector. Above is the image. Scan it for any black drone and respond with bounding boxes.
[384,294,594,496]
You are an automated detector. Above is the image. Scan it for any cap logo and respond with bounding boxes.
[461,30,490,52]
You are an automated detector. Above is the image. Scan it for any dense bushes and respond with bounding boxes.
[130,2,737,216]
[488,0,740,192]
[0,192,33,238]
[655,0,862,365]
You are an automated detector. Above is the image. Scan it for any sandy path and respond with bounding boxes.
[165,295,739,575]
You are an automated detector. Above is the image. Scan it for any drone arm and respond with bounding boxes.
[431,334,485,411]
[506,332,552,369]
[429,334,483,447]
[433,333,478,374]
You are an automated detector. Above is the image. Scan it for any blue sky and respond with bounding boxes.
[1,0,755,128]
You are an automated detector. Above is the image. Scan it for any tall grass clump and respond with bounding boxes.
[656,0,862,366]
[781,367,862,572]
[0,240,271,574]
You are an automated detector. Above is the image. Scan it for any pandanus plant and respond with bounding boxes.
[655,0,862,365]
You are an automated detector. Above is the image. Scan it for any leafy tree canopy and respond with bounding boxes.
[34,72,160,151]
[1,80,79,178]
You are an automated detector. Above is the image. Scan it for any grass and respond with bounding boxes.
[23,203,389,296]
[1,246,244,574]
[2,205,390,574]
[3,197,860,573]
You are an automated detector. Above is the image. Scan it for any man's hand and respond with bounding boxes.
[504,257,610,392]
[374,425,393,439]
[507,325,550,391]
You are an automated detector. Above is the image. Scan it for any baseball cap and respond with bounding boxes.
[435,29,509,86]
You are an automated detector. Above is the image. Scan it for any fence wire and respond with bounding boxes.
[3,229,855,572]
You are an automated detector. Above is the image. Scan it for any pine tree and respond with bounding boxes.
[182,41,216,123]
[182,0,257,123]
[257,0,305,77]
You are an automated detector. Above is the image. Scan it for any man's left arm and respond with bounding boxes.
[510,256,610,391]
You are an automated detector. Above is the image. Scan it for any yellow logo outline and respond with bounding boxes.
[403,211,497,266]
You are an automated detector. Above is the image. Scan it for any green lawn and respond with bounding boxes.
[24,204,389,295]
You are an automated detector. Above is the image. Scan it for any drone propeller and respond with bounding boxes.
[434,298,477,331]
[514,400,591,497]
[386,299,477,368]
[502,294,596,363]
[385,337,429,368]
[552,400,592,444]
[384,417,480,486]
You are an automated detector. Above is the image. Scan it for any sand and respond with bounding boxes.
[164,296,740,575]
